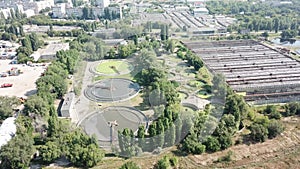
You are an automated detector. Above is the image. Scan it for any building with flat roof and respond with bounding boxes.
[60,92,75,117]
[30,42,69,61]
[193,7,209,16]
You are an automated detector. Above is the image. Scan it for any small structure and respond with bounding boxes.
[0,117,16,149]
[60,92,75,117]
[193,7,209,16]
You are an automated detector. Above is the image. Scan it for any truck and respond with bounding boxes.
[1,83,13,88]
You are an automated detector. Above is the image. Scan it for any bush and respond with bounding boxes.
[203,136,221,152]
[264,105,277,115]
[169,156,178,167]
[283,102,300,116]
[267,120,284,139]
[249,123,268,142]
[119,161,140,169]
[194,143,206,154]
[156,156,171,169]
[269,111,282,119]
[216,150,234,163]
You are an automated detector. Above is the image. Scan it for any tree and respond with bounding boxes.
[261,31,269,38]
[249,123,268,142]
[218,134,232,150]
[165,40,175,53]
[134,48,158,71]
[39,141,61,163]
[281,29,297,39]
[181,132,206,154]
[264,105,277,115]
[203,136,221,152]
[82,7,89,19]
[133,34,138,46]
[0,133,35,169]
[47,106,59,138]
[156,119,165,148]
[164,123,176,147]
[63,130,104,167]
[23,95,49,117]
[269,110,282,119]
[175,116,182,143]
[0,96,20,121]
[284,102,300,116]
[118,128,137,157]
[29,33,42,51]
[267,120,284,139]
[119,161,140,169]
[137,125,145,150]
[160,24,166,41]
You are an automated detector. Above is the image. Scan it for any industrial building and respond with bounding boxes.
[183,40,300,104]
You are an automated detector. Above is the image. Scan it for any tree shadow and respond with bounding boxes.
[171,149,189,157]
[24,89,37,97]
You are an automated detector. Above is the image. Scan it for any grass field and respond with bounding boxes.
[178,91,188,100]
[96,60,133,75]
[197,90,212,99]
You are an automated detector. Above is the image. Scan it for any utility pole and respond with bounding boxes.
[108,120,119,144]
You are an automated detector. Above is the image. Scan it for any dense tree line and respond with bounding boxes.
[17,33,44,63]
[118,49,184,156]
[160,24,169,41]
[0,36,105,168]
[0,116,35,169]
[70,34,106,61]
[102,7,120,20]
[47,26,85,37]
[207,0,300,34]
[181,86,286,154]
[27,15,98,32]
[177,47,203,71]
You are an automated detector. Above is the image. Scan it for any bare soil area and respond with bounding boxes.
[0,60,47,98]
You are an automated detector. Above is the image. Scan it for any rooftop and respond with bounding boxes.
[0,117,16,148]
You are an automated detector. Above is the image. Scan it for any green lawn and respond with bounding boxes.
[96,60,133,75]
[178,92,188,100]
[187,80,205,88]
[197,90,212,99]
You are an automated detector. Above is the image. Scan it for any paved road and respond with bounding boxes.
[71,61,95,124]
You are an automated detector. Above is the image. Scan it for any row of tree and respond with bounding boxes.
[207,0,300,34]
[17,33,44,63]
[177,47,203,71]
[118,49,188,156]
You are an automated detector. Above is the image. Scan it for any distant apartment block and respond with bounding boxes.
[95,0,110,8]
[0,0,54,18]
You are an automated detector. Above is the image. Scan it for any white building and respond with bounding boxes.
[193,7,209,16]
[95,0,110,8]
[0,117,16,149]
[60,92,75,117]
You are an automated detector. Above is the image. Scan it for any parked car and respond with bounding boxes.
[1,83,13,88]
